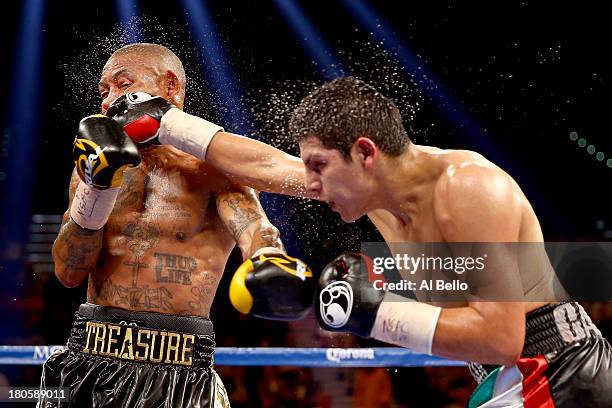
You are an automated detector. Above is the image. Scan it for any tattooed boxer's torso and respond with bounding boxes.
[57,146,261,317]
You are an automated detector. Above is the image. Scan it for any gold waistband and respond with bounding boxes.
[82,321,196,366]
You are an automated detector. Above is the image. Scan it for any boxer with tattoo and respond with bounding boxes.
[39,43,313,408]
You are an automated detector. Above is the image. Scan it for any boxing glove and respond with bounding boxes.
[316,253,384,337]
[107,92,174,145]
[230,251,315,320]
[109,92,223,160]
[70,114,140,230]
[316,253,442,354]
[73,114,140,189]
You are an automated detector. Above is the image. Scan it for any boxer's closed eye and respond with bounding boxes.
[310,161,326,173]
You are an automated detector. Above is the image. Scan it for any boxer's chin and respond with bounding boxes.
[336,205,360,223]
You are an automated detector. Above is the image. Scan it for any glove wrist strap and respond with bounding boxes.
[251,246,285,259]
[159,108,224,160]
[370,292,441,355]
[70,181,119,230]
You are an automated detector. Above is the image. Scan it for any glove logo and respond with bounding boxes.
[127,92,154,104]
[259,254,313,280]
[319,281,353,328]
[73,138,109,187]
[296,260,307,281]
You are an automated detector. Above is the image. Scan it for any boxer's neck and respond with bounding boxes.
[373,144,446,220]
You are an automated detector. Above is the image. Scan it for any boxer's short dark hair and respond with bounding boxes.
[289,77,410,158]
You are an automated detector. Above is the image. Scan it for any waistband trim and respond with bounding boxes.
[523,301,601,357]
[67,304,215,368]
[78,303,214,335]
[468,302,601,383]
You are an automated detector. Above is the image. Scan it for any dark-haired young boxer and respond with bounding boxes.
[39,43,313,408]
[114,75,612,407]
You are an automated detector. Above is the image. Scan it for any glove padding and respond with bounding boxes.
[230,253,315,320]
[73,114,140,189]
[316,253,384,337]
[108,92,175,145]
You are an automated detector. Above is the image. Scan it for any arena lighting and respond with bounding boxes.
[114,0,144,43]
[272,0,345,79]
[179,0,252,134]
[339,0,502,161]
[0,0,46,338]
[569,132,610,167]
[177,0,308,252]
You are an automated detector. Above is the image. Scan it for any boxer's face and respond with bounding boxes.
[99,53,167,114]
[300,136,370,222]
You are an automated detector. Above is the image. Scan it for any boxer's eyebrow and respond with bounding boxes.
[99,68,132,87]
[304,153,324,167]
[112,68,131,81]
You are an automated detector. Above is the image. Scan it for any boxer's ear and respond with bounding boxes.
[164,70,182,106]
[355,137,377,169]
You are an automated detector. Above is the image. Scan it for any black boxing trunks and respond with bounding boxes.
[38,303,229,408]
[467,302,612,407]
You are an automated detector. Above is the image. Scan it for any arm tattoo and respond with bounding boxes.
[218,189,284,256]
[224,195,263,240]
[54,218,103,271]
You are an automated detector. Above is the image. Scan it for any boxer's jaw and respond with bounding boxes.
[299,136,372,222]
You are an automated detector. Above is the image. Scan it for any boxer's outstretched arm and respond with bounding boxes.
[111,95,312,198]
[207,132,314,199]
[215,182,284,260]
[52,169,104,288]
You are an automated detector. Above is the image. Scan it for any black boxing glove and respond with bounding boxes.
[73,114,140,188]
[229,250,315,320]
[316,253,384,337]
[107,92,175,145]
[109,92,224,160]
[316,253,442,354]
[71,114,140,230]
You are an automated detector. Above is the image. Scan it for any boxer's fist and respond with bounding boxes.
[316,253,384,337]
[73,114,140,190]
[108,92,176,145]
[229,253,315,320]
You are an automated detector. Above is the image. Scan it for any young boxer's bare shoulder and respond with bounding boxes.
[432,148,534,240]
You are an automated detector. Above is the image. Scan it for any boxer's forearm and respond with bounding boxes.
[52,217,103,288]
[431,304,525,366]
[207,132,314,199]
[243,221,285,260]
[243,223,285,259]
[159,109,312,198]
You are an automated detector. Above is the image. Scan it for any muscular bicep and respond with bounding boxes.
[438,167,525,299]
[215,183,283,259]
[431,167,526,364]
